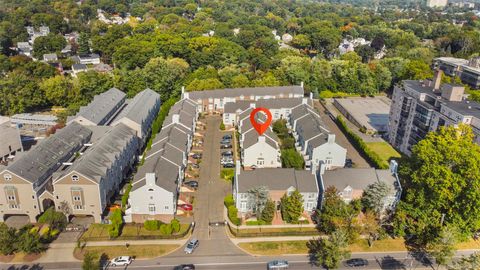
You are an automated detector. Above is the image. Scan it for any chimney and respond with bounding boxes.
[309,92,313,99]
[300,81,304,88]
[433,69,443,90]
[327,134,335,144]
[249,103,256,108]
[258,136,266,143]
[235,161,241,178]
[172,114,180,124]
[146,173,156,186]
[302,98,308,104]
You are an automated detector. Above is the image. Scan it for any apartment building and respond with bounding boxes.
[111,89,161,147]
[233,163,320,215]
[223,98,308,127]
[319,160,402,215]
[388,70,480,155]
[434,57,480,89]
[67,88,126,126]
[0,123,92,222]
[184,85,304,113]
[289,104,346,171]
[52,124,137,223]
[126,97,198,223]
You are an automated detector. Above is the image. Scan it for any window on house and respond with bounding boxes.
[148,188,154,191]
[240,202,247,209]
[165,206,169,210]
[4,174,12,181]
[74,205,84,210]
[7,195,15,201]
[148,204,156,212]
[257,159,264,165]
[73,196,81,201]
[71,175,79,181]
[9,204,19,209]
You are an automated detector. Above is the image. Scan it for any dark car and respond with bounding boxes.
[221,150,233,156]
[173,264,195,270]
[220,139,231,145]
[220,144,232,149]
[222,134,232,140]
[223,163,235,168]
[184,181,199,189]
[345,158,353,168]
[192,153,202,159]
[345,258,369,267]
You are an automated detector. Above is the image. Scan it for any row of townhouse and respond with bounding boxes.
[184,85,305,113]
[126,98,199,223]
[0,88,161,223]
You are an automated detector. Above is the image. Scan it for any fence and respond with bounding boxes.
[80,223,191,242]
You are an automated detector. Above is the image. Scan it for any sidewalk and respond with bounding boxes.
[230,235,315,244]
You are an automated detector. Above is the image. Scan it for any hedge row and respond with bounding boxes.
[224,195,241,226]
[146,97,179,151]
[336,115,388,169]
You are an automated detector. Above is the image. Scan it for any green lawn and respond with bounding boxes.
[366,142,401,165]
[74,244,179,260]
[80,223,190,241]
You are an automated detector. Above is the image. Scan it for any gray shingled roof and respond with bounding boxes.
[132,156,179,193]
[321,168,396,192]
[224,98,306,114]
[0,123,22,158]
[68,88,126,125]
[6,122,92,185]
[237,168,318,193]
[242,128,278,149]
[188,86,304,99]
[56,123,136,183]
[113,89,160,125]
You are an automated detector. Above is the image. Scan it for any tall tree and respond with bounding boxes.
[261,199,276,224]
[394,125,480,246]
[0,223,17,255]
[33,33,66,59]
[447,252,480,270]
[428,226,459,269]
[78,32,90,55]
[280,190,304,223]
[308,229,351,269]
[361,181,391,216]
[82,251,99,270]
[247,186,270,218]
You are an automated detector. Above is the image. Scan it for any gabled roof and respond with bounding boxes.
[237,168,317,193]
[0,122,22,158]
[113,89,160,125]
[223,98,306,114]
[5,122,92,185]
[55,124,136,184]
[188,86,304,99]
[243,128,278,150]
[68,88,126,125]
[321,168,397,192]
[132,156,179,193]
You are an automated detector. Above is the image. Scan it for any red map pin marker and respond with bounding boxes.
[250,107,272,136]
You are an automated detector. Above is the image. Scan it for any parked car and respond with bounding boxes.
[190,163,200,169]
[220,139,231,144]
[184,181,199,189]
[178,204,193,211]
[184,239,199,254]
[220,144,232,149]
[110,256,132,266]
[345,158,353,168]
[221,150,233,157]
[345,258,369,267]
[221,157,233,165]
[192,153,202,159]
[223,163,235,168]
[222,134,232,140]
[267,260,289,269]
[173,264,195,270]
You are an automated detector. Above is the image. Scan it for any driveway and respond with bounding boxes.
[313,100,369,168]
[167,115,245,257]
[4,215,30,229]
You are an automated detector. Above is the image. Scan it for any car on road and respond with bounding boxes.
[345,158,353,168]
[222,134,232,140]
[345,258,369,267]
[220,144,232,149]
[178,204,193,211]
[173,264,195,270]
[184,239,199,254]
[191,153,202,159]
[223,163,235,168]
[184,181,198,189]
[109,256,132,266]
[267,260,289,269]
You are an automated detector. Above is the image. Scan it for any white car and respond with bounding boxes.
[110,256,132,266]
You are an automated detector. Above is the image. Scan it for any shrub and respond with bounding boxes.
[170,219,180,233]
[224,194,234,208]
[221,168,235,182]
[227,205,241,226]
[336,116,388,169]
[121,182,132,210]
[246,220,269,225]
[144,220,161,231]
[37,207,67,230]
[159,224,173,235]
[108,209,123,238]
[220,122,225,130]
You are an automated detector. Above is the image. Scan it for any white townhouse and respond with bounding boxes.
[289,104,346,171]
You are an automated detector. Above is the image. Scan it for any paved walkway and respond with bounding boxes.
[230,235,315,244]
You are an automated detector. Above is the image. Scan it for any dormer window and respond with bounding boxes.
[4,174,12,181]
[71,175,79,181]
[148,188,154,191]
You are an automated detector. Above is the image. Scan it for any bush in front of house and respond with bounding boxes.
[224,194,234,208]
[228,205,241,226]
[108,208,123,238]
[171,219,180,233]
[220,122,225,130]
[37,207,67,230]
[144,220,162,231]
[160,223,173,235]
